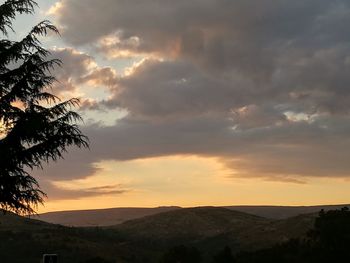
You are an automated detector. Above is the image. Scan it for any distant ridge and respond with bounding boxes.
[37,206,181,226]
[0,206,318,262]
[112,206,315,252]
[225,204,350,219]
[37,204,350,227]
[114,206,267,238]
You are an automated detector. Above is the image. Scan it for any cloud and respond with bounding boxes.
[49,47,94,93]
[33,110,350,191]
[49,0,350,119]
[50,0,350,119]
[39,180,128,200]
[39,113,350,184]
[48,47,119,103]
[33,147,98,181]
[52,1,350,73]
[35,0,350,186]
[109,59,251,119]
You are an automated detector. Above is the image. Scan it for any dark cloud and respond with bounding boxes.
[105,53,350,121]
[49,47,94,93]
[54,0,341,48]
[33,147,98,181]
[39,0,350,184]
[48,48,119,100]
[53,0,350,74]
[33,111,350,186]
[40,114,350,184]
[52,0,350,117]
[39,180,128,200]
[112,59,247,118]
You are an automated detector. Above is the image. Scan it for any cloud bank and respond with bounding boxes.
[37,0,350,199]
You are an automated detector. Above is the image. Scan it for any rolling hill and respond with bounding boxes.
[112,207,315,253]
[37,206,181,227]
[0,206,320,262]
[37,204,350,227]
[113,207,268,240]
[226,204,350,219]
[0,211,125,263]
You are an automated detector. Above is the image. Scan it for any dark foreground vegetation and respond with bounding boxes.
[235,207,350,263]
[0,207,349,263]
[158,208,350,263]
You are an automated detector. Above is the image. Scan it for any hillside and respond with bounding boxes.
[37,204,350,227]
[226,204,350,219]
[114,207,268,240]
[112,207,315,254]
[0,207,319,263]
[0,210,53,229]
[38,206,181,227]
[0,211,126,263]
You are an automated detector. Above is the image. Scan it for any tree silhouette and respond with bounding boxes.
[307,207,350,261]
[0,0,88,215]
[234,208,350,263]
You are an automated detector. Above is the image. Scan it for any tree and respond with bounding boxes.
[309,207,350,256]
[0,0,88,215]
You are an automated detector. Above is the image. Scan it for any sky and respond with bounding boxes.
[4,0,350,212]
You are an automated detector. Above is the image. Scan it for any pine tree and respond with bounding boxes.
[0,0,88,215]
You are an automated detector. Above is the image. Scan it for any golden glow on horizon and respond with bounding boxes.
[39,155,350,213]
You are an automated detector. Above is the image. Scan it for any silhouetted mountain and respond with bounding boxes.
[0,210,53,229]
[0,206,322,263]
[112,207,315,253]
[0,211,125,263]
[37,204,349,227]
[38,206,181,226]
[114,207,267,240]
[225,204,350,219]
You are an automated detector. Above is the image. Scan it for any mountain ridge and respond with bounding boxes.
[37,204,350,227]
[0,206,328,262]
[111,206,316,252]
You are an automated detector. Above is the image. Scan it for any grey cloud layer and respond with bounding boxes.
[48,48,119,99]
[39,0,350,187]
[39,179,128,201]
[55,114,350,183]
[53,0,350,116]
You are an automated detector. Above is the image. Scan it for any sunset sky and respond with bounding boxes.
[6,0,350,212]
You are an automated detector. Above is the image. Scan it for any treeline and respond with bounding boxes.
[159,207,350,263]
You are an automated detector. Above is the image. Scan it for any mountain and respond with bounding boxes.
[0,206,319,263]
[37,204,350,227]
[112,207,315,252]
[0,211,125,263]
[37,206,180,226]
[226,204,350,219]
[113,207,268,241]
[0,210,52,229]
